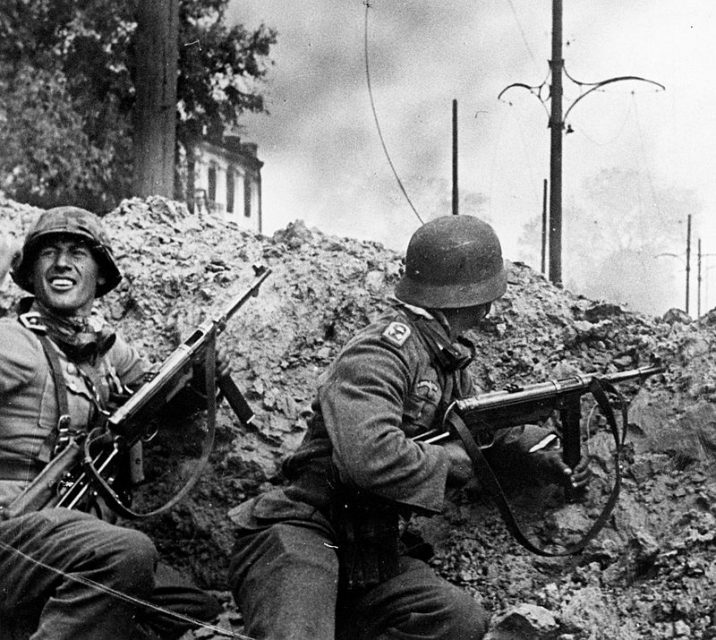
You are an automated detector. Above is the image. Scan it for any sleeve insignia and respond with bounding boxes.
[416,380,440,397]
[382,321,411,347]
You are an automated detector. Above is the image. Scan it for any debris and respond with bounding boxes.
[2,195,715,640]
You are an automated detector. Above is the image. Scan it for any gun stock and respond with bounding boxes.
[1,439,82,520]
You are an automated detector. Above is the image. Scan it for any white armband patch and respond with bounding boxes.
[382,321,411,347]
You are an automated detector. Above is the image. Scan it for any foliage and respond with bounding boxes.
[0,0,276,211]
[177,3,276,146]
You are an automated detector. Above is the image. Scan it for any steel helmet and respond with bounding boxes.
[11,206,122,297]
[395,215,507,309]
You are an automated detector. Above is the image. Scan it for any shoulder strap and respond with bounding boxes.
[36,334,73,463]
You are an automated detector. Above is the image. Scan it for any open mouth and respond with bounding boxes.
[49,277,76,291]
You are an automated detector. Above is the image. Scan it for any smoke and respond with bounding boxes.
[228,0,716,316]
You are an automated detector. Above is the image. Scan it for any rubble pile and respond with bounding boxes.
[1,196,714,639]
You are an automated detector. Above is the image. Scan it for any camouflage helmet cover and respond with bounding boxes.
[11,206,122,297]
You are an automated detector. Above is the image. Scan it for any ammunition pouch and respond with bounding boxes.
[329,489,401,592]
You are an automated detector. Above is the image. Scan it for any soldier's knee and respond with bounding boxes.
[109,528,157,592]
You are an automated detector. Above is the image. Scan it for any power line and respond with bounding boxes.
[504,0,540,71]
[363,1,423,224]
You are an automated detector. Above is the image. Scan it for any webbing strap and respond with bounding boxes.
[36,335,72,463]
[448,376,628,556]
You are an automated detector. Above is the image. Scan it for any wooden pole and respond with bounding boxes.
[132,0,179,198]
[452,99,458,215]
[548,0,564,286]
[685,214,692,314]
[541,179,548,274]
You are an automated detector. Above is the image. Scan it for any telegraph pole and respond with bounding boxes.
[452,99,459,215]
[696,239,716,320]
[541,179,548,274]
[548,0,563,285]
[498,0,664,287]
[697,238,702,319]
[685,214,691,315]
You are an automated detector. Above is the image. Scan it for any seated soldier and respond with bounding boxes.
[0,207,222,640]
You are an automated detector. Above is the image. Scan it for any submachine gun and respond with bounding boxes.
[2,265,272,521]
[414,364,664,556]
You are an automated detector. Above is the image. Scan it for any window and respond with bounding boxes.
[226,168,235,214]
[244,174,252,218]
[208,165,217,203]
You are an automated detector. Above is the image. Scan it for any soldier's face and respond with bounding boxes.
[31,237,105,316]
[444,302,492,337]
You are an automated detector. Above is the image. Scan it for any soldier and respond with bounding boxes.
[0,207,221,639]
[228,215,590,640]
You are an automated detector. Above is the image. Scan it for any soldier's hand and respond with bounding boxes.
[215,343,232,380]
[532,449,591,491]
[443,440,474,485]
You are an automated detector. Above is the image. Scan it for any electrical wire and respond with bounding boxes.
[504,0,540,72]
[363,1,423,224]
[0,537,249,639]
[573,91,635,147]
[631,93,665,220]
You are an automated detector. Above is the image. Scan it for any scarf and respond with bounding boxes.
[18,297,116,363]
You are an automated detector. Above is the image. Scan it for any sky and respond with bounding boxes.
[226,1,716,315]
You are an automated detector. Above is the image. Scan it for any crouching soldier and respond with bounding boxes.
[227,215,590,640]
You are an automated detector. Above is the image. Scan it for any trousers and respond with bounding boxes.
[0,508,220,640]
[228,519,489,640]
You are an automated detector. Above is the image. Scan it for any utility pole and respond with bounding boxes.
[498,0,664,287]
[696,239,716,320]
[132,0,179,198]
[697,238,702,319]
[541,179,548,274]
[685,214,691,315]
[548,0,563,285]
[452,99,459,215]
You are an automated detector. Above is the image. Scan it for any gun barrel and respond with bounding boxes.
[108,266,273,432]
[214,266,272,330]
[455,365,664,415]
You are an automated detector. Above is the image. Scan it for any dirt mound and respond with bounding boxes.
[1,196,714,639]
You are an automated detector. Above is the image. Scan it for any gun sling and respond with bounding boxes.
[447,376,628,556]
[80,330,219,520]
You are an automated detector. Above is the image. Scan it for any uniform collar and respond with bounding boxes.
[391,297,474,371]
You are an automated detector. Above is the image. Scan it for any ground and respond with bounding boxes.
[2,196,715,640]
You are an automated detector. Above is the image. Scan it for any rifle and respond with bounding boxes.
[414,364,663,555]
[2,265,271,521]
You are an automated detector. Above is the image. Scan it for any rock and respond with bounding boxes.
[2,196,716,640]
[663,308,692,324]
[485,604,558,640]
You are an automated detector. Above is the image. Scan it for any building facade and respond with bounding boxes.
[192,136,263,233]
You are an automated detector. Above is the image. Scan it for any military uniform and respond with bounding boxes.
[0,303,220,639]
[228,301,547,640]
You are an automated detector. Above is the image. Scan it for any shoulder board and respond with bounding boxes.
[381,321,411,348]
[18,312,47,335]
